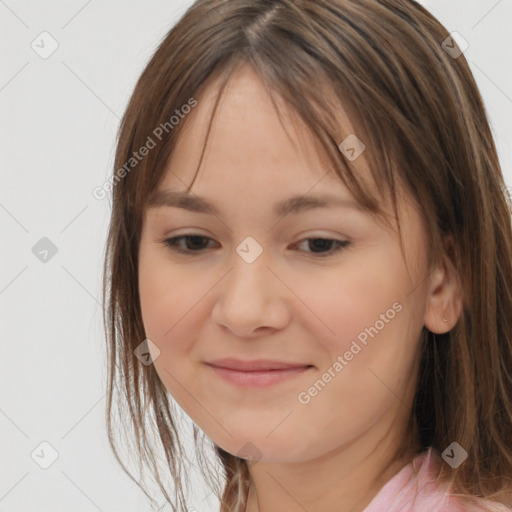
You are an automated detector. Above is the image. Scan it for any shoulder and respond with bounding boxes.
[445,494,512,512]
[363,447,512,512]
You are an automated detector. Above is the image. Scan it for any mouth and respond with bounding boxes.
[204,359,314,387]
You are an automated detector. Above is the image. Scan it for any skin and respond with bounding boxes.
[138,63,462,512]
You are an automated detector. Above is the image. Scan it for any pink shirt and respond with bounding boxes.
[363,447,512,512]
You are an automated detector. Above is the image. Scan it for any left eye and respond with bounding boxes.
[161,235,350,258]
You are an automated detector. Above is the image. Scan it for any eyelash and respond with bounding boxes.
[160,235,351,258]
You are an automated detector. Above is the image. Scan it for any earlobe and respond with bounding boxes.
[423,248,463,335]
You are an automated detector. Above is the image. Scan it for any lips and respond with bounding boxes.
[205,358,313,372]
[205,359,314,388]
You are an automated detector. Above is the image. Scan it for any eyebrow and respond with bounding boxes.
[146,189,367,217]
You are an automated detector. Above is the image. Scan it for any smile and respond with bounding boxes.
[205,363,314,388]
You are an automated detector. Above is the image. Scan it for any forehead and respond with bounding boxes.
[157,63,377,204]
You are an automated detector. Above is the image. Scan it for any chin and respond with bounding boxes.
[212,432,305,463]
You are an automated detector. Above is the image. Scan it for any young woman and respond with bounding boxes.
[102,0,512,510]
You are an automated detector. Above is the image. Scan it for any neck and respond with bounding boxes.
[244,420,422,512]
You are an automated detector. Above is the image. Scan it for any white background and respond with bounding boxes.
[1,1,511,511]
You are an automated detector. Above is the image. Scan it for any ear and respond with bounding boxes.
[423,236,463,334]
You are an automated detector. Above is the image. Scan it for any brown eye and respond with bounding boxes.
[161,235,350,258]
[162,235,216,254]
[292,238,351,257]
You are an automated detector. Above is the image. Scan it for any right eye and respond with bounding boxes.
[161,235,218,255]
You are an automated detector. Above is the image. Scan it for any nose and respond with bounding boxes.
[210,249,291,338]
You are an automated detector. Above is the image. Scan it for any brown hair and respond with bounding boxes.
[102,0,512,510]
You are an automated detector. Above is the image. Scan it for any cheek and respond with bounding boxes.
[305,256,405,352]
[301,265,419,416]
[138,245,199,354]
[138,258,208,417]
[303,250,419,403]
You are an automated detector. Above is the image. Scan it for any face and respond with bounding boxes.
[138,64,431,464]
